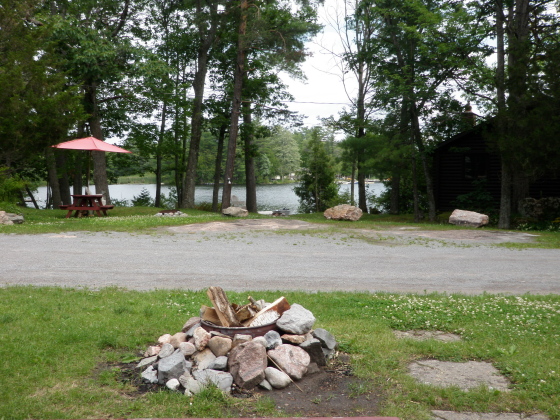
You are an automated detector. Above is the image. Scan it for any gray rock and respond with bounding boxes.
[183,377,204,396]
[141,365,158,384]
[137,355,158,368]
[194,326,211,351]
[252,336,267,348]
[178,372,192,388]
[228,341,267,389]
[323,204,362,221]
[259,379,273,391]
[267,344,310,380]
[178,341,196,357]
[184,323,201,338]
[193,369,234,393]
[207,336,232,357]
[264,367,292,389]
[449,209,489,228]
[209,356,228,371]
[300,338,326,367]
[166,378,181,391]
[169,332,187,348]
[264,330,282,349]
[157,350,187,384]
[0,211,24,225]
[323,347,336,360]
[182,316,201,333]
[232,334,252,348]
[158,342,175,359]
[276,304,316,335]
[193,348,216,370]
[222,206,249,217]
[312,328,337,350]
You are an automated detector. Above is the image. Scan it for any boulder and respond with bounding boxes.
[193,369,234,393]
[141,365,159,384]
[264,367,292,389]
[158,333,172,345]
[193,348,216,370]
[449,209,489,228]
[300,338,326,367]
[228,341,267,389]
[277,304,316,335]
[0,211,24,225]
[323,204,362,221]
[312,328,337,350]
[157,350,187,384]
[144,345,161,357]
[222,206,249,217]
[182,316,201,334]
[232,334,252,348]
[169,332,187,348]
[158,343,175,359]
[166,378,181,391]
[207,336,232,357]
[280,333,308,345]
[178,341,196,357]
[183,376,204,396]
[267,344,310,380]
[193,326,212,351]
[264,330,282,349]
[137,355,157,368]
[209,356,228,371]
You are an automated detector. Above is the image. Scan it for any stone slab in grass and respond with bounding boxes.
[432,410,549,419]
[408,360,510,392]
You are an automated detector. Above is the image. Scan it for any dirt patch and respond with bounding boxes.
[107,353,383,417]
[166,219,321,233]
[165,219,538,245]
[251,354,382,417]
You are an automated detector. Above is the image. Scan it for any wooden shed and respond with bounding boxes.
[433,121,560,212]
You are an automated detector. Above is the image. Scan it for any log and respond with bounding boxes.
[243,296,291,327]
[206,287,241,327]
[200,305,222,325]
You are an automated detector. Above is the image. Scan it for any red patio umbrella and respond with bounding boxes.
[52,136,132,189]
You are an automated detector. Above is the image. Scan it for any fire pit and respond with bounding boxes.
[200,319,279,338]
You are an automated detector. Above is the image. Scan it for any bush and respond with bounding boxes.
[131,188,154,207]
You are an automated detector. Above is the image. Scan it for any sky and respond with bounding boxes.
[280,1,357,128]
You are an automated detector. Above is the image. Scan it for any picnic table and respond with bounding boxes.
[59,194,114,218]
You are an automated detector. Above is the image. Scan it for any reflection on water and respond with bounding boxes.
[36,182,385,214]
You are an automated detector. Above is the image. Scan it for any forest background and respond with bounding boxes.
[1,0,560,227]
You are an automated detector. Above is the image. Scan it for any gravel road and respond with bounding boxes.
[2,219,558,294]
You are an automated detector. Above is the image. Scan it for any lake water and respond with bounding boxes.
[36,182,386,214]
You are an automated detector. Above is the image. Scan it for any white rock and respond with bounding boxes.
[158,333,172,344]
[166,378,181,391]
[265,367,292,389]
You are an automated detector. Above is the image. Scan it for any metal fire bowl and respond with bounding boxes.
[200,319,279,338]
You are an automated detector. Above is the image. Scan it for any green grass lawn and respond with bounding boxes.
[1,205,559,419]
[0,288,559,420]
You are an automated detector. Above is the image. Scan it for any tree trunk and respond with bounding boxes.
[412,155,420,222]
[56,152,71,205]
[498,161,512,228]
[84,82,111,204]
[350,160,356,206]
[212,122,227,212]
[46,147,62,207]
[390,175,400,214]
[181,1,220,209]
[243,101,257,213]
[357,161,367,213]
[410,103,436,221]
[222,0,248,210]
[155,102,167,208]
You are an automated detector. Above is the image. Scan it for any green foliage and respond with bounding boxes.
[294,128,339,213]
[0,167,26,203]
[452,179,496,214]
[131,188,154,207]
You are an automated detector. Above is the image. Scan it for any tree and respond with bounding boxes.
[294,127,339,213]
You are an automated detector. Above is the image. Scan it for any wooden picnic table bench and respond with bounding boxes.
[59,194,113,218]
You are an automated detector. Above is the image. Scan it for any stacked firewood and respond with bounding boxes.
[202,286,290,328]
